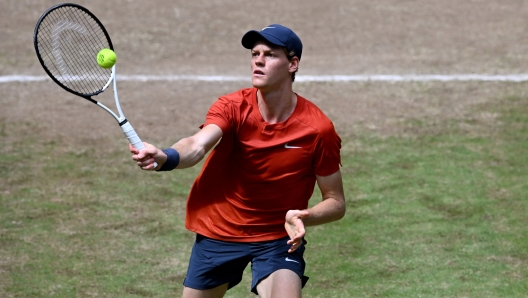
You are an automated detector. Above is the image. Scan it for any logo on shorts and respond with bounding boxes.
[285,257,300,263]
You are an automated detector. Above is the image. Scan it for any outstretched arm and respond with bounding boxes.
[285,169,346,252]
[130,124,223,171]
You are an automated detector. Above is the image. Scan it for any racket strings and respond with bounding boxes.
[36,6,112,96]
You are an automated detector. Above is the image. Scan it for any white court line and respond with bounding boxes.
[2,74,528,83]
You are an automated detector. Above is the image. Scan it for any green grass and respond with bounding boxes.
[301,95,528,298]
[1,93,528,297]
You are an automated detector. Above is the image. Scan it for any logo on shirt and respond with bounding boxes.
[284,143,301,149]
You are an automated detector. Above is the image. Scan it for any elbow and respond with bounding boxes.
[337,209,346,221]
[324,196,346,223]
[336,199,346,220]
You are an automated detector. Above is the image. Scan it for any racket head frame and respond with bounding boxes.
[33,3,115,103]
[33,3,154,160]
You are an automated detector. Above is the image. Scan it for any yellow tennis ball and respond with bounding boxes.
[97,48,117,69]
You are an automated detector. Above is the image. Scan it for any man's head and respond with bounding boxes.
[241,24,302,82]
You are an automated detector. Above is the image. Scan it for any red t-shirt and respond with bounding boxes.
[185,88,341,242]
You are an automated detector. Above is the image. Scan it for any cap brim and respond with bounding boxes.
[241,31,286,49]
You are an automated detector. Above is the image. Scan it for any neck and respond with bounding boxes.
[257,87,297,124]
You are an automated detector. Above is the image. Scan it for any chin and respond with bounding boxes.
[252,78,266,89]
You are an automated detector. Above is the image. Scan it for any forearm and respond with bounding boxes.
[302,170,346,227]
[284,170,345,252]
[283,196,345,253]
[302,197,346,227]
[171,137,207,169]
[151,136,206,171]
[157,124,222,170]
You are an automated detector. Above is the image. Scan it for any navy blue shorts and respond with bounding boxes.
[183,234,309,294]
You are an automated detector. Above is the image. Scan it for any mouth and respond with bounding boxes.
[253,70,264,76]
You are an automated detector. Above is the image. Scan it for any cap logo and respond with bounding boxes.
[262,26,275,30]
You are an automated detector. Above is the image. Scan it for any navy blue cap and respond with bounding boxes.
[241,24,303,60]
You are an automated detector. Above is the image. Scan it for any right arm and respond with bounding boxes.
[130,124,223,171]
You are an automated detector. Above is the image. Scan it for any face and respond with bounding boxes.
[250,40,298,91]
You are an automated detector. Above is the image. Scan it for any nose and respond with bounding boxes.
[253,54,264,66]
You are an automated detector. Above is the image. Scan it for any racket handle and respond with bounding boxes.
[121,121,158,168]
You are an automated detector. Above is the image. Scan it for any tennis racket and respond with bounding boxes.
[33,3,156,167]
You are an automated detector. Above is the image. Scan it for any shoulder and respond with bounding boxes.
[217,88,256,106]
[295,94,336,133]
[207,88,255,116]
[205,88,256,132]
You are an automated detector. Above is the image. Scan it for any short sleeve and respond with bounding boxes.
[312,121,342,176]
[202,96,233,134]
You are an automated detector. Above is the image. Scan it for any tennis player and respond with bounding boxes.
[130,24,346,298]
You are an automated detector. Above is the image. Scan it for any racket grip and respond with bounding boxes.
[121,121,158,168]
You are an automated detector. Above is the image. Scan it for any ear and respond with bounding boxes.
[289,57,299,73]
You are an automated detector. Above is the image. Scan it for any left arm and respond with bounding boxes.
[285,169,346,252]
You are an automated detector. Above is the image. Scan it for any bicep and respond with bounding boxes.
[316,169,345,203]
[191,124,223,153]
[303,169,346,225]
[191,123,223,154]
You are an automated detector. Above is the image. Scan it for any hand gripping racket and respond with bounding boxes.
[34,3,156,167]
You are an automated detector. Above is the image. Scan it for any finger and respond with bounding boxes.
[136,150,146,160]
[288,243,299,253]
[141,164,154,171]
[147,160,158,170]
[292,210,309,221]
[139,160,156,171]
[129,143,140,154]
[136,149,155,162]
[287,237,301,246]
[291,227,305,240]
